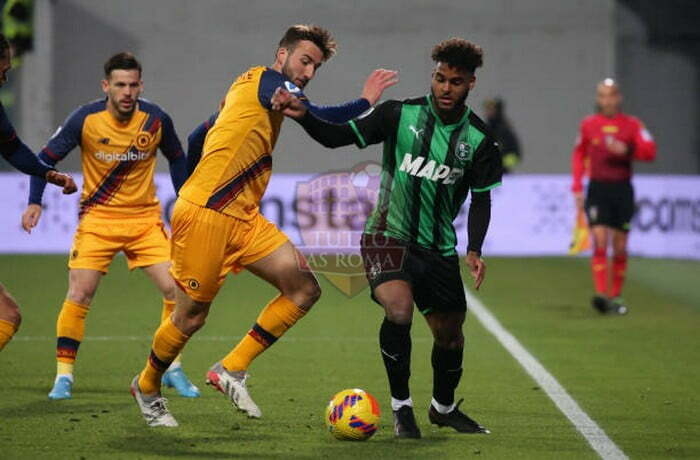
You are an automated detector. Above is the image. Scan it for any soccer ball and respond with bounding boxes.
[325,388,381,441]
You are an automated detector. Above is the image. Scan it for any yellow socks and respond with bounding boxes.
[56,300,90,375]
[138,316,190,395]
[0,319,17,351]
[160,299,181,366]
[222,295,306,372]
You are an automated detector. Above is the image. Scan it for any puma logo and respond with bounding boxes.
[409,125,424,139]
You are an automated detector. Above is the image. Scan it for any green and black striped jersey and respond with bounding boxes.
[347,95,502,256]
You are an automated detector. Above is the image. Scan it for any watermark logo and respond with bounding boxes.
[294,161,404,297]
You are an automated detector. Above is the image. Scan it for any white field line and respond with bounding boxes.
[464,287,628,460]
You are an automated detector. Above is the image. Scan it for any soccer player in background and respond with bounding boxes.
[571,78,656,314]
[20,52,200,399]
[0,33,77,352]
[273,38,500,438]
[130,24,397,427]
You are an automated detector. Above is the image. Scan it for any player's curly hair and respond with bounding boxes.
[104,52,142,78]
[0,34,10,60]
[279,24,337,61]
[431,38,483,73]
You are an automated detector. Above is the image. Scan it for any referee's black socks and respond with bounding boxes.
[379,317,412,402]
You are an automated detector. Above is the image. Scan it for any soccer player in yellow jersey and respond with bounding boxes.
[0,33,77,353]
[131,24,398,427]
[21,52,199,400]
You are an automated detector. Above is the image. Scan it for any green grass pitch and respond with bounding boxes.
[0,255,698,459]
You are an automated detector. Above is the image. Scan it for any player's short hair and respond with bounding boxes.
[431,38,483,74]
[104,52,142,78]
[278,24,337,61]
[0,34,10,60]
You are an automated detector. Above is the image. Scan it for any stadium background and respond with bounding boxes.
[1,1,699,459]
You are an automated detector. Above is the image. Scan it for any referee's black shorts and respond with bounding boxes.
[584,180,635,232]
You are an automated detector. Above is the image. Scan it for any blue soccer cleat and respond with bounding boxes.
[48,375,73,400]
[162,367,200,398]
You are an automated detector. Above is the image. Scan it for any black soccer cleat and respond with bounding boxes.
[591,295,610,314]
[428,399,490,434]
[392,405,422,438]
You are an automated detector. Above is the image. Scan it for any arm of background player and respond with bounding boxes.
[28,108,83,205]
[0,104,53,177]
[294,100,399,149]
[571,123,588,193]
[186,111,219,175]
[631,119,657,162]
[159,111,188,192]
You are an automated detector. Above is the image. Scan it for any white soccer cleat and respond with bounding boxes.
[130,375,179,427]
[205,362,262,418]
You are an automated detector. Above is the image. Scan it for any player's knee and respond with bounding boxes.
[0,297,21,327]
[292,278,322,309]
[67,287,96,305]
[383,298,413,325]
[434,328,464,350]
[174,309,207,335]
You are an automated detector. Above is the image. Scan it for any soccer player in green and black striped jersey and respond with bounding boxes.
[273,38,501,438]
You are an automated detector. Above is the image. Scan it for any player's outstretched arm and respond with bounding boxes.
[272,87,396,149]
[285,69,398,125]
[186,112,219,175]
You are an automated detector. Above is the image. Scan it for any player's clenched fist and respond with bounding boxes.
[45,170,78,194]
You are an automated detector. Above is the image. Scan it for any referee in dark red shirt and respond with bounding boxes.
[571,79,656,314]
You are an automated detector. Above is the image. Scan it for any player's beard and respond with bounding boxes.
[110,98,136,120]
[281,57,306,89]
[431,88,468,118]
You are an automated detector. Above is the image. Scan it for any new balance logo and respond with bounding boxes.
[98,138,110,145]
[408,125,424,139]
[399,153,463,184]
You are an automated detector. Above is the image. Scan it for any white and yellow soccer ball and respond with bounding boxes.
[325,388,381,441]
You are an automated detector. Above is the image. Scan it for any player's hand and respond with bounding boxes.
[465,250,486,290]
[21,204,43,234]
[46,170,78,194]
[606,137,628,156]
[271,87,308,119]
[361,69,399,105]
[574,191,584,211]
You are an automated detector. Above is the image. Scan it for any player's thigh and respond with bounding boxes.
[68,222,122,274]
[244,240,321,308]
[141,261,176,299]
[124,220,171,271]
[169,199,232,303]
[373,280,415,324]
[361,234,415,322]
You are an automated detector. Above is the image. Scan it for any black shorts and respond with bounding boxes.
[360,233,467,315]
[585,180,635,232]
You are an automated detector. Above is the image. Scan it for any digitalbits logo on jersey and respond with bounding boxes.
[294,162,382,296]
[325,388,381,441]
